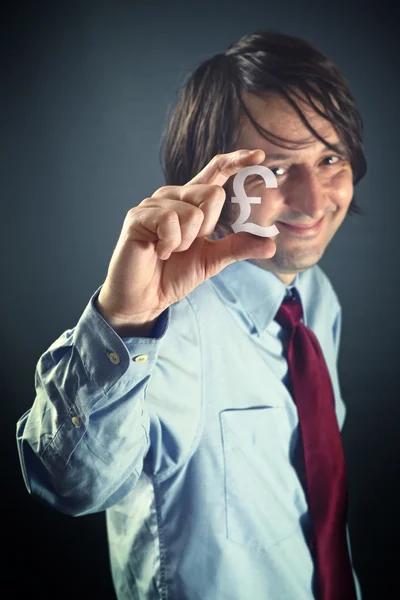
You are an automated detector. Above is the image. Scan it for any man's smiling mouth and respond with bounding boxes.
[276,216,325,235]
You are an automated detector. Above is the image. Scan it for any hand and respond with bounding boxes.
[96,149,277,326]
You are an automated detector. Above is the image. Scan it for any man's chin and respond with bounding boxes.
[252,246,324,274]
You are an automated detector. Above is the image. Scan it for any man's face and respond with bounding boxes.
[225,91,354,285]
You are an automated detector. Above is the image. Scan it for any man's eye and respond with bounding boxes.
[244,157,344,186]
[269,167,286,177]
[322,155,342,165]
[244,167,286,185]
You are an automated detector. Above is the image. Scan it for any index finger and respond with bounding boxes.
[184,149,265,188]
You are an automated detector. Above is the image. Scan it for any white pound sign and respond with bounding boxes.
[231,165,280,237]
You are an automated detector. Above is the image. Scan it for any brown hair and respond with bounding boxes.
[159,29,367,239]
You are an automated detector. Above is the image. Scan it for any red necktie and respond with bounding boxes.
[274,294,357,600]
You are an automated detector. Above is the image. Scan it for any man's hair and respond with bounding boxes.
[159,30,367,239]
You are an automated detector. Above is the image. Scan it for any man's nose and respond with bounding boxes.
[288,169,328,220]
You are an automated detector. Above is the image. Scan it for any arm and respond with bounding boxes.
[16,285,170,517]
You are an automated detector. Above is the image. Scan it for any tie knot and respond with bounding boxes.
[274,297,303,329]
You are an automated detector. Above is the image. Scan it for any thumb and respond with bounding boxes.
[203,232,277,277]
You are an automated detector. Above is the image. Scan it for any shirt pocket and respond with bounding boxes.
[220,406,300,554]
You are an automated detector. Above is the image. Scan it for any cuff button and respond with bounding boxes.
[108,352,121,365]
[134,354,149,363]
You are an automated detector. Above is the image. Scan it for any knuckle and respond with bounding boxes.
[123,209,141,234]
[139,196,154,206]
[127,204,138,215]
[187,206,204,221]
[210,153,233,178]
[152,185,175,198]
[208,184,226,201]
[125,206,139,222]
[163,209,178,221]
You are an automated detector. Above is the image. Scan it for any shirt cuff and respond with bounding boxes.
[73,284,171,396]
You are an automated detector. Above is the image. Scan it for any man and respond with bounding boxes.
[16,29,366,599]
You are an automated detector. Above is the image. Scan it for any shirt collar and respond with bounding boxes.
[210,259,307,337]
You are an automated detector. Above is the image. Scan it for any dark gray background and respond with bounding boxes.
[3,0,399,598]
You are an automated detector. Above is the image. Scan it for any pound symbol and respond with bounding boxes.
[231,165,280,237]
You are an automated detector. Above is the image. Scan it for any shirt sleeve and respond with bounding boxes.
[16,284,170,517]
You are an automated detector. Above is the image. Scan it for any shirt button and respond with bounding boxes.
[71,416,80,427]
[108,352,120,365]
[134,354,148,363]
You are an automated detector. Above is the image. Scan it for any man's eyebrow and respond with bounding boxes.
[262,152,292,162]
[329,141,349,156]
[260,142,349,163]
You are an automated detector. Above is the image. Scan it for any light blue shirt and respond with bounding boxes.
[16,259,362,600]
